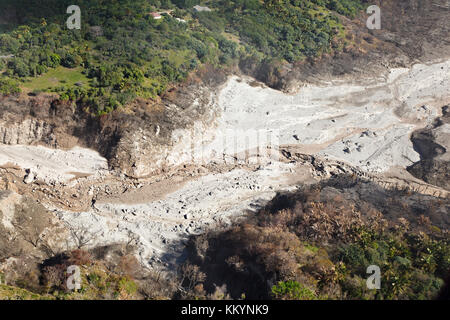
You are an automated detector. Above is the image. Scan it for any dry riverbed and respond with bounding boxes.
[0,59,449,268]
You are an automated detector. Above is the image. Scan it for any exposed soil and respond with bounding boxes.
[408,106,450,190]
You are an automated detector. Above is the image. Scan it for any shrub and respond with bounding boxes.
[118,277,138,297]
[271,281,317,300]
[0,78,21,95]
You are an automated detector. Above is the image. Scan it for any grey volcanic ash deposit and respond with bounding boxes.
[1,0,449,271]
[6,58,446,268]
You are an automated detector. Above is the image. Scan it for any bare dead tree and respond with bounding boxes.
[0,230,22,261]
[178,263,206,294]
[125,230,139,253]
[69,225,101,249]
[38,238,59,258]
[11,202,48,249]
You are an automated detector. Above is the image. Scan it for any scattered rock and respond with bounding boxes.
[23,169,35,184]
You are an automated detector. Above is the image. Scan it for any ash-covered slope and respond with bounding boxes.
[0,0,449,301]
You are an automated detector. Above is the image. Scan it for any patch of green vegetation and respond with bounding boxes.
[118,277,138,296]
[60,265,139,300]
[303,242,320,253]
[0,284,54,300]
[21,66,90,92]
[0,77,21,95]
[338,230,449,299]
[272,280,318,300]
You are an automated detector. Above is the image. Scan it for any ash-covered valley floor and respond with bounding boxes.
[0,58,449,269]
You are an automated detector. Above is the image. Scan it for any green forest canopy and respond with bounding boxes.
[0,0,366,115]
